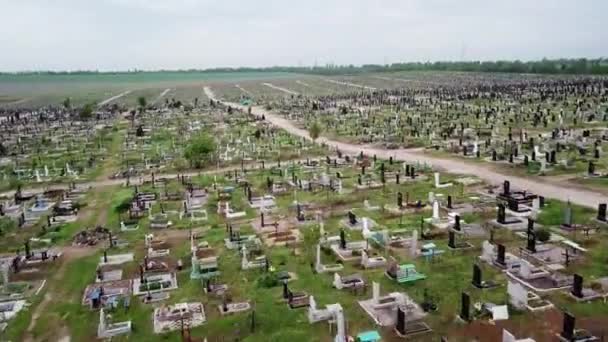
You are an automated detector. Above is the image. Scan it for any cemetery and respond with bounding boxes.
[1,71,608,341]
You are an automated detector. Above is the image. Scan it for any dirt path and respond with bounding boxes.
[203,86,607,209]
[152,88,171,105]
[261,83,299,96]
[296,80,311,88]
[98,90,132,106]
[235,84,252,96]
[324,78,377,91]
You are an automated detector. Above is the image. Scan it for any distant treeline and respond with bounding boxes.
[3,58,608,76]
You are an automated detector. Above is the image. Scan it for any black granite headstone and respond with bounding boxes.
[459,292,470,321]
[572,274,583,299]
[561,312,575,341]
[496,244,506,265]
[598,203,607,222]
[472,264,482,288]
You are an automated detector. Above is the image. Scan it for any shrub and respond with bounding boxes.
[536,229,551,242]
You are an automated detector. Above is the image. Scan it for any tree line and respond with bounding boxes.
[2,58,608,76]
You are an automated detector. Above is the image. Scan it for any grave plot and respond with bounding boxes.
[190,238,220,280]
[358,282,427,327]
[153,302,206,334]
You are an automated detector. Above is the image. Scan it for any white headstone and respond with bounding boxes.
[372,282,380,304]
[432,200,440,222]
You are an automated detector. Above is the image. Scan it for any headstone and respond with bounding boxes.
[472,264,482,288]
[526,230,536,253]
[503,180,510,196]
[448,231,456,249]
[497,203,506,224]
[459,292,470,321]
[395,306,406,335]
[564,204,572,227]
[561,312,575,341]
[348,211,357,225]
[571,274,584,299]
[432,201,440,222]
[597,203,607,222]
[496,244,506,266]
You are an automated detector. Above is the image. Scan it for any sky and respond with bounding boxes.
[0,0,607,72]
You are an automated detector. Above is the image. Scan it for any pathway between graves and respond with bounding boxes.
[152,88,171,105]
[203,86,607,209]
[324,78,377,91]
[98,90,132,106]
[261,83,299,96]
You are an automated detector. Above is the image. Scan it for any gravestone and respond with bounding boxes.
[561,312,575,341]
[563,204,572,227]
[395,306,406,335]
[448,231,456,249]
[496,244,506,266]
[459,292,470,321]
[348,211,357,225]
[339,229,346,250]
[571,274,583,299]
[497,204,506,224]
[503,181,510,196]
[472,264,482,289]
[526,230,536,253]
[597,203,607,222]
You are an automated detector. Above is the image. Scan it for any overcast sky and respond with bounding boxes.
[0,0,606,72]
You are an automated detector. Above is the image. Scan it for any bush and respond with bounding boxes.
[257,273,280,288]
[536,229,551,242]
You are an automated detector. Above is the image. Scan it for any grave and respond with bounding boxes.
[507,280,554,312]
[333,273,365,291]
[490,203,527,231]
[447,230,474,251]
[329,229,367,262]
[97,308,132,338]
[394,304,432,338]
[132,272,178,297]
[153,302,206,334]
[434,172,453,188]
[98,252,134,267]
[315,244,344,274]
[471,264,499,289]
[358,282,425,327]
[282,281,309,309]
[557,312,599,342]
[478,241,521,271]
[218,300,251,316]
[569,274,603,302]
[82,280,132,309]
[506,258,573,293]
[360,250,387,269]
[307,297,348,342]
[241,245,268,270]
[341,211,377,231]
[385,259,426,283]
